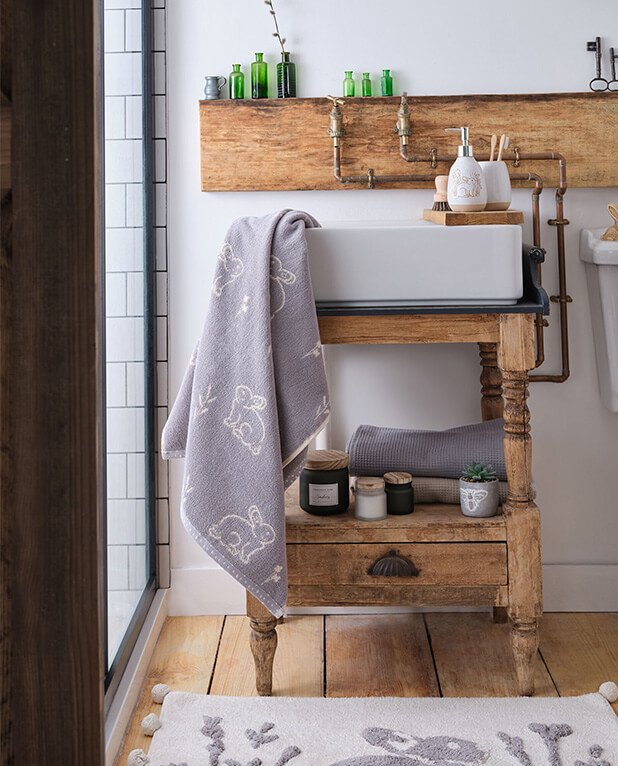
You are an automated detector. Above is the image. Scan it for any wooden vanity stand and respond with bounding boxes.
[246,310,542,697]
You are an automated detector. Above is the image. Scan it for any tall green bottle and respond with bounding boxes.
[362,72,372,97]
[381,69,393,96]
[229,64,244,99]
[251,53,268,99]
[277,52,296,98]
[343,71,355,97]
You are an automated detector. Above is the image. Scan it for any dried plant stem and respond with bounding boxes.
[264,0,287,54]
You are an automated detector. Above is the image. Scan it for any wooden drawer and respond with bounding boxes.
[286,542,507,587]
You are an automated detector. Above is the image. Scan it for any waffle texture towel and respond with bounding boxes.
[347,419,506,481]
[162,211,328,617]
[412,476,509,504]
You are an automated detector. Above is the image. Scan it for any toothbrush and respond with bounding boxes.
[490,134,497,162]
[497,134,509,162]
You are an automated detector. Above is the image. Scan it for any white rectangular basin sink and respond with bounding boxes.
[306,220,523,306]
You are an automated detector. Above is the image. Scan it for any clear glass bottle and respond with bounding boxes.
[381,68,393,96]
[251,52,268,99]
[361,72,372,97]
[229,64,244,99]
[277,52,296,98]
[343,70,355,97]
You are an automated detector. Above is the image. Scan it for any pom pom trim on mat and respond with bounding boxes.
[141,713,162,737]
[598,680,618,703]
[127,748,149,766]
[151,683,171,704]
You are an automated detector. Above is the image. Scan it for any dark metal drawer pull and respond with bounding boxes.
[368,550,420,577]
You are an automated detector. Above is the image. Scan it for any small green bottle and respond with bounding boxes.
[251,52,268,99]
[343,70,355,97]
[381,69,393,96]
[361,72,372,97]
[229,64,244,99]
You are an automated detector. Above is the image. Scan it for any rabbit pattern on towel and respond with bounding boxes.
[212,242,244,298]
[224,385,267,456]
[208,506,275,564]
[270,255,296,318]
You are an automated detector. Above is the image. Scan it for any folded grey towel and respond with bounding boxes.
[162,210,328,617]
[411,476,509,504]
[347,419,506,481]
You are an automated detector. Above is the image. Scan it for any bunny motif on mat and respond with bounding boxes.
[208,506,275,564]
[224,385,266,456]
[330,728,488,766]
[600,204,618,241]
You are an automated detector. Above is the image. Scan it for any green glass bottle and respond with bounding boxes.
[251,53,268,99]
[381,69,393,96]
[229,64,244,99]
[343,70,355,97]
[277,52,296,98]
[362,72,372,97]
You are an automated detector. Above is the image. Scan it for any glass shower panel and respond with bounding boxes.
[103,0,155,677]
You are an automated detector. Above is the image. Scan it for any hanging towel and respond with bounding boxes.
[162,210,328,617]
[347,419,507,481]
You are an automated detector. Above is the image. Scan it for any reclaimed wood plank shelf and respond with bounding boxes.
[200,92,618,191]
[247,310,544,699]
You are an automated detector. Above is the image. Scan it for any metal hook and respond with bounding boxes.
[587,37,609,91]
[512,146,521,168]
[608,48,618,92]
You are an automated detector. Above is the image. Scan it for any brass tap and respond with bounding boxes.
[327,95,344,146]
[395,92,411,146]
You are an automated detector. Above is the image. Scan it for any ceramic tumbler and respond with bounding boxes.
[479,161,512,211]
[203,75,227,100]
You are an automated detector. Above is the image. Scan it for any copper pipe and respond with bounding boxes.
[328,96,571,381]
[510,172,545,367]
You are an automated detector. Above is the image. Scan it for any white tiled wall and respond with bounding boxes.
[105,0,169,664]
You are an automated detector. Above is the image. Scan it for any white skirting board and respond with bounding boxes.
[167,563,618,616]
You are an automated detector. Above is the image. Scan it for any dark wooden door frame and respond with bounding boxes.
[2,1,105,762]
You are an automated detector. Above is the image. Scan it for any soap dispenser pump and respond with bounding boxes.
[445,127,487,212]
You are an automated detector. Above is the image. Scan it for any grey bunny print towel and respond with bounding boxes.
[162,210,329,617]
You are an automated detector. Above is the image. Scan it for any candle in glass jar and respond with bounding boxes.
[354,476,387,521]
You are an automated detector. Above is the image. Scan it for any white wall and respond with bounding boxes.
[166,0,618,613]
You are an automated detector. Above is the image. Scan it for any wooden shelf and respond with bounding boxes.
[285,486,506,544]
[200,92,618,191]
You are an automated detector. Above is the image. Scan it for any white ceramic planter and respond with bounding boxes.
[459,477,500,517]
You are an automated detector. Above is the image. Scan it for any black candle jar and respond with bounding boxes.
[299,450,350,516]
[384,471,414,515]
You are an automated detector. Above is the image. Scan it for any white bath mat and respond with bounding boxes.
[130,685,618,766]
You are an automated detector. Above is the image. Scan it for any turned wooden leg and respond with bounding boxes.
[478,342,503,421]
[498,315,543,697]
[247,592,277,696]
[511,620,540,696]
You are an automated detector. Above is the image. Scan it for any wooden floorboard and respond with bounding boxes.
[425,613,558,697]
[115,612,618,761]
[539,613,618,712]
[210,615,323,697]
[326,614,440,697]
[114,616,224,766]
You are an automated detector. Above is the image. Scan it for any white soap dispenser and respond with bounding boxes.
[445,127,487,212]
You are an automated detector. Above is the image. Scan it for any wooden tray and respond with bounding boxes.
[422,209,524,226]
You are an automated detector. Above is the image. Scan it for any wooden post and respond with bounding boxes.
[478,343,503,421]
[247,592,278,696]
[2,0,105,758]
[497,314,542,696]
